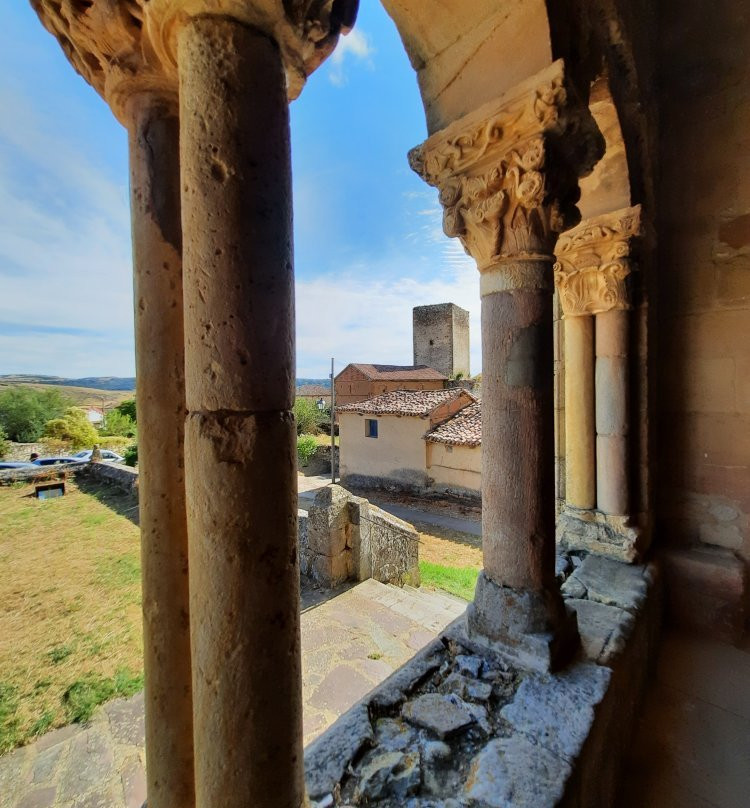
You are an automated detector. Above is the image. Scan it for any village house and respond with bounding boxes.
[294,384,331,408]
[338,389,480,497]
[334,363,447,406]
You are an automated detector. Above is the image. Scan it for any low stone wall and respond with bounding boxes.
[75,462,139,495]
[300,484,420,589]
[303,554,661,807]
[342,472,481,505]
[2,442,48,462]
[0,465,73,486]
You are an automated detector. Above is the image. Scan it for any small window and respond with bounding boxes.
[365,419,378,438]
[446,445,453,453]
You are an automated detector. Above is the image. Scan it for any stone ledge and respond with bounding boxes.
[303,557,661,807]
[557,507,646,563]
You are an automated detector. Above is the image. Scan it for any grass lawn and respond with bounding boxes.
[0,479,143,752]
[419,561,480,601]
[313,433,338,446]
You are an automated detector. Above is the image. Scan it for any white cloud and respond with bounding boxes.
[328,29,374,86]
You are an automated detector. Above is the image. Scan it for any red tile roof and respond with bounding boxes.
[344,363,448,381]
[337,389,469,417]
[296,385,330,397]
[425,402,482,447]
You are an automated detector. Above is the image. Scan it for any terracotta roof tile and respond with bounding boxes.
[337,389,467,417]
[296,385,330,396]
[425,402,482,447]
[346,363,448,381]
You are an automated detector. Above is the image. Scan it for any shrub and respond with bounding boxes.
[293,398,322,435]
[114,399,136,422]
[0,387,69,442]
[43,408,99,449]
[0,427,8,460]
[100,409,136,438]
[123,444,138,467]
[98,436,131,452]
[40,437,73,456]
[296,434,318,467]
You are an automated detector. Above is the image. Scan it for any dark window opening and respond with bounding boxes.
[365,419,378,438]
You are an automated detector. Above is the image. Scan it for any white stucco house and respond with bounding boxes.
[337,389,481,499]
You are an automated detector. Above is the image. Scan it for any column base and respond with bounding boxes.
[465,571,579,673]
[557,507,645,563]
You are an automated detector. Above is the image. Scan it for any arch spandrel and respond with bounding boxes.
[380,0,554,133]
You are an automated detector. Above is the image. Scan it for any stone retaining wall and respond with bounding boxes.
[75,462,139,495]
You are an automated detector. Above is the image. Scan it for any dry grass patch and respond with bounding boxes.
[0,479,143,752]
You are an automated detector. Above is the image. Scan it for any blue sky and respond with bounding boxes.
[0,1,480,380]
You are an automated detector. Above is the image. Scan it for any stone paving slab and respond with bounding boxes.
[0,581,465,808]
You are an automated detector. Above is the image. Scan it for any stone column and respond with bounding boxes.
[564,314,596,508]
[410,60,603,671]
[596,308,629,514]
[126,89,195,808]
[554,205,643,559]
[177,18,302,808]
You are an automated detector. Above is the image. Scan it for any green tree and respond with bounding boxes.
[0,426,9,460]
[0,387,69,442]
[115,399,136,422]
[123,444,138,467]
[293,398,322,436]
[43,408,99,449]
[296,434,318,466]
[101,410,136,438]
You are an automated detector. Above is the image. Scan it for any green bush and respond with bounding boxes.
[114,399,136,422]
[98,436,131,453]
[0,387,69,442]
[100,409,136,438]
[123,444,138,467]
[0,426,8,460]
[293,398,322,436]
[296,434,318,467]
[43,408,99,450]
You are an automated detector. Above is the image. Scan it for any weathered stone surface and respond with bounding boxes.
[31,744,63,784]
[567,598,635,664]
[500,662,611,761]
[355,750,421,801]
[455,655,482,678]
[15,787,57,808]
[121,756,147,808]
[57,729,114,802]
[374,718,417,752]
[105,693,145,747]
[464,736,571,807]
[557,509,642,563]
[402,693,475,739]
[438,673,492,703]
[304,704,375,799]
[421,740,452,795]
[561,554,648,613]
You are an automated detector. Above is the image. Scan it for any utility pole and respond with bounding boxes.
[330,357,336,484]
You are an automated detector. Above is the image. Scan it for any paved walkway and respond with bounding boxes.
[617,630,750,808]
[0,580,465,808]
[297,475,481,537]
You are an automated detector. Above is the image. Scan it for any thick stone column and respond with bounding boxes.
[596,308,629,514]
[178,17,301,808]
[410,60,603,671]
[554,205,643,560]
[564,314,596,508]
[127,90,195,808]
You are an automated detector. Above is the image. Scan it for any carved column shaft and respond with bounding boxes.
[410,60,603,671]
[178,17,303,808]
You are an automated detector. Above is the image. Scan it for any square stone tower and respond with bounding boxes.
[413,303,470,379]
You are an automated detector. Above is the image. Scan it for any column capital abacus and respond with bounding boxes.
[31,0,177,126]
[553,204,642,316]
[143,0,359,99]
[408,60,604,285]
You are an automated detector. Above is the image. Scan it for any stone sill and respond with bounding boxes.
[303,554,661,807]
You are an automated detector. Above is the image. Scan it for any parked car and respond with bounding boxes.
[73,449,125,463]
[0,462,36,469]
[32,457,87,466]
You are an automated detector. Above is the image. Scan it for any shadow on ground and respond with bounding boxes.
[76,475,140,526]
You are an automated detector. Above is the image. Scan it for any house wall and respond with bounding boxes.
[656,0,750,567]
[413,303,470,379]
[339,412,429,489]
[426,442,481,496]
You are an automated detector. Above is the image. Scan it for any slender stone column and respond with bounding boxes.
[554,205,643,559]
[410,61,603,671]
[564,314,596,508]
[178,18,302,808]
[596,308,629,514]
[127,90,195,808]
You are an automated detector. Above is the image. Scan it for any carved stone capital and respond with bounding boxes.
[409,60,604,275]
[553,205,642,316]
[143,0,359,99]
[31,1,177,125]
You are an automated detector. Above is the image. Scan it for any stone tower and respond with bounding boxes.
[413,303,470,378]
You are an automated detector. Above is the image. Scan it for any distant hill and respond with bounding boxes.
[296,378,330,389]
[0,375,135,391]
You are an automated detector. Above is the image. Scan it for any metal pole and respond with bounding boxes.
[330,357,336,484]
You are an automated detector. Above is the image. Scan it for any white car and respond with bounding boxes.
[73,449,125,463]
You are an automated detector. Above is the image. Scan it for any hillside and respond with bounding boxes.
[0,380,133,408]
[0,375,135,391]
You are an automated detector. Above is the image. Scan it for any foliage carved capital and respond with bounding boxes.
[408,60,604,273]
[553,205,642,316]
